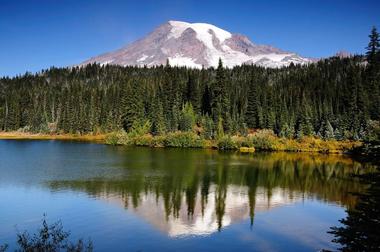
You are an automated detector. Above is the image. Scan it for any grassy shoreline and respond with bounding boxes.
[0,130,362,154]
[0,131,107,142]
[105,130,362,154]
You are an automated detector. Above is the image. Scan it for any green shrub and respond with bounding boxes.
[164,131,204,148]
[251,129,278,150]
[133,134,153,146]
[365,120,380,142]
[14,216,92,252]
[105,132,121,145]
[230,135,251,148]
[151,135,166,147]
[105,131,130,145]
[217,136,238,150]
[128,120,152,138]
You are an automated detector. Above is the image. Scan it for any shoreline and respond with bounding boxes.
[0,131,365,155]
[104,131,362,154]
[0,132,107,143]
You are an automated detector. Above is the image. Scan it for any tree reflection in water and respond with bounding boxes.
[46,150,375,236]
[329,166,380,251]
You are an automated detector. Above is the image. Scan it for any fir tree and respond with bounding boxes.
[179,102,196,132]
[366,26,380,65]
[185,75,200,113]
[245,78,260,129]
[120,81,145,131]
[150,96,166,135]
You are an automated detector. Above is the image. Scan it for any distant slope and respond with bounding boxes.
[80,20,313,68]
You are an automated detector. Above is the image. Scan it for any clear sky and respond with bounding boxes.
[1,0,379,77]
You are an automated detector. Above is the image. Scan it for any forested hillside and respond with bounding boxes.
[0,28,379,142]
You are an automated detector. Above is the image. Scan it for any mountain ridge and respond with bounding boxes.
[80,20,314,68]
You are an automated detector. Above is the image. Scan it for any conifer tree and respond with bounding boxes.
[365,27,380,120]
[245,78,260,129]
[179,102,196,132]
[201,85,212,115]
[185,75,200,113]
[212,59,230,131]
[366,26,380,65]
[150,96,166,135]
[202,115,214,140]
[120,81,144,131]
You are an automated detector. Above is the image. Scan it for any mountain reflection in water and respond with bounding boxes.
[47,149,373,237]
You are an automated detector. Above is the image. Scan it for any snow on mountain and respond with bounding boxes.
[80,20,313,68]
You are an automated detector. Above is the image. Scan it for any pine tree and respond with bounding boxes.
[245,79,260,129]
[201,85,212,115]
[324,120,335,140]
[216,116,224,139]
[179,102,196,132]
[185,75,200,113]
[202,115,214,140]
[120,81,144,131]
[170,103,180,131]
[150,95,166,135]
[366,26,380,65]
[212,58,230,131]
[365,26,380,120]
[211,59,224,123]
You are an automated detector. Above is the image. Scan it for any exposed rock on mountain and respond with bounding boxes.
[81,20,313,68]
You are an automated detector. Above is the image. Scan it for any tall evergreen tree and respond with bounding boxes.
[365,26,380,120]
[150,95,166,135]
[212,59,230,130]
[366,26,380,65]
[245,77,260,129]
[120,80,144,131]
[185,74,200,113]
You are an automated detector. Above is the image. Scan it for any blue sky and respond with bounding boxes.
[1,0,379,77]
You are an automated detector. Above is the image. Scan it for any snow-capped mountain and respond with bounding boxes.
[80,20,313,68]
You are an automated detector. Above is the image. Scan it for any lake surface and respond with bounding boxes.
[0,140,373,251]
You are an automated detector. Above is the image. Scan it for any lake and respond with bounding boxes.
[0,140,373,251]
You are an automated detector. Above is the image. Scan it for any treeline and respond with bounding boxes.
[0,28,379,141]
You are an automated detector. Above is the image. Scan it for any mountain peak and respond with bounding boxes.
[80,21,312,68]
[167,20,232,43]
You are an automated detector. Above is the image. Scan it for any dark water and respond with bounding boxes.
[0,140,373,251]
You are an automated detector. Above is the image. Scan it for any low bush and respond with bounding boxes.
[230,135,256,148]
[217,136,239,150]
[1,216,92,252]
[164,131,205,148]
[133,134,154,147]
[128,120,152,138]
[151,135,166,147]
[105,131,123,145]
[250,129,278,150]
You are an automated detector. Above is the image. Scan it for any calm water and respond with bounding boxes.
[0,140,372,251]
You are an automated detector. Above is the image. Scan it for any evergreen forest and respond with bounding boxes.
[1,27,379,143]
